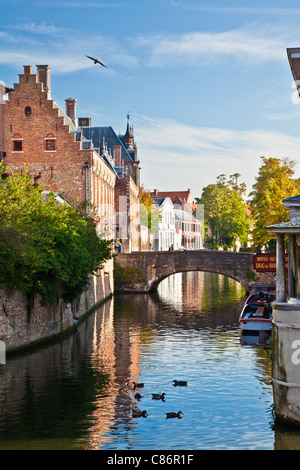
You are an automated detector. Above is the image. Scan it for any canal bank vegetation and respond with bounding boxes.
[196,173,250,251]
[0,164,113,307]
[139,185,161,233]
[114,262,145,286]
[248,156,300,248]
[197,158,300,252]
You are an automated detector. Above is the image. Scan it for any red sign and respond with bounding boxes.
[253,253,288,272]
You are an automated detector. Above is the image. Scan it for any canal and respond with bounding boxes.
[0,271,300,450]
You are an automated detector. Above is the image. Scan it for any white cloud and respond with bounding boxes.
[0,24,138,74]
[134,116,300,197]
[133,25,292,68]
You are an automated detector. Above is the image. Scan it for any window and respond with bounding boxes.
[45,133,56,151]
[14,141,22,151]
[24,106,32,117]
[12,134,23,152]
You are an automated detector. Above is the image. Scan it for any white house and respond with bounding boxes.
[153,197,176,251]
[174,207,203,250]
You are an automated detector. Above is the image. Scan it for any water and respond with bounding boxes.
[0,271,300,450]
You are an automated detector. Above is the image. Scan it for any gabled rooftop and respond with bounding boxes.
[81,126,133,163]
[283,194,300,205]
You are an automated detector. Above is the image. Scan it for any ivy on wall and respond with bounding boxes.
[0,164,113,306]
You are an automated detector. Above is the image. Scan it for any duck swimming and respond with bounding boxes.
[166,411,183,419]
[172,380,187,386]
[152,393,166,401]
[133,382,144,389]
[132,409,148,418]
[134,392,142,401]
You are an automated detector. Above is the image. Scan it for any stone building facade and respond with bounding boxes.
[79,119,142,252]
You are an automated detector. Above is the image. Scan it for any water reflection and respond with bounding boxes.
[0,272,299,449]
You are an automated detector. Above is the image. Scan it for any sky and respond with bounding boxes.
[1,0,300,200]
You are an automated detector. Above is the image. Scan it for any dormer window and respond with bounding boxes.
[45,133,56,151]
[12,134,23,152]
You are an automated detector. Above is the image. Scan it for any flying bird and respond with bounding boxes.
[85,55,107,68]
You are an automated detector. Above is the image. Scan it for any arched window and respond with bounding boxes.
[24,106,32,117]
[45,133,56,151]
[12,133,23,152]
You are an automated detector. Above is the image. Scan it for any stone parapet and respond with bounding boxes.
[114,249,257,293]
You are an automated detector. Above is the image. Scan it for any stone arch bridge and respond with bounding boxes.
[114,250,269,294]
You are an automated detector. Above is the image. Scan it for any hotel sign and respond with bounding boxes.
[253,253,288,272]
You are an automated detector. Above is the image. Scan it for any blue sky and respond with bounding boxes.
[1,0,300,199]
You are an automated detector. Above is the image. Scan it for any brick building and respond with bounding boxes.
[0,64,117,305]
[0,65,116,230]
[78,115,141,252]
[0,65,144,255]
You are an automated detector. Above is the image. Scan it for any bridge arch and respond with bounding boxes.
[148,266,248,293]
[114,250,257,294]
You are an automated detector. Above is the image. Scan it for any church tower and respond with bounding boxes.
[118,113,140,187]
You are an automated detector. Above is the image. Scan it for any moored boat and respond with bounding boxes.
[239,291,275,332]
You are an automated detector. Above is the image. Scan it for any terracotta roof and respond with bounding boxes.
[152,190,192,205]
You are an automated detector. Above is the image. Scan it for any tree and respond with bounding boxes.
[0,164,113,306]
[196,175,250,249]
[248,157,299,247]
[139,185,161,233]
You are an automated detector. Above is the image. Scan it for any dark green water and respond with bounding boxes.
[0,272,299,450]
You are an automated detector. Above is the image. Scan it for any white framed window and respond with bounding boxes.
[45,133,56,152]
[12,134,23,152]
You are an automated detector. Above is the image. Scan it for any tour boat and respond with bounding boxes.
[239,291,275,332]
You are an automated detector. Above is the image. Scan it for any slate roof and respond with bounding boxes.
[81,126,133,162]
[174,209,200,223]
[153,197,173,207]
[266,217,300,231]
[283,194,300,203]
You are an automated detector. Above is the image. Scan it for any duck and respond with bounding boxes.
[134,392,142,401]
[152,393,166,401]
[172,380,187,386]
[166,411,183,419]
[132,409,148,418]
[133,382,144,389]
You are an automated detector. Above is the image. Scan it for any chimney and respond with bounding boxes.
[23,65,32,75]
[78,117,91,127]
[65,98,77,124]
[153,189,158,197]
[36,65,51,96]
[113,145,122,166]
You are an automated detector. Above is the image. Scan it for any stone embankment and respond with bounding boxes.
[0,259,113,353]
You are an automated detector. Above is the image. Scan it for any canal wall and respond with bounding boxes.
[0,259,114,353]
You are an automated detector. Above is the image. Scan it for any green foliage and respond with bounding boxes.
[114,262,144,285]
[248,157,299,247]
[0,164,113,305]
[246,270,260,282]
[139,185,161,233]
[196,174,250,249]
